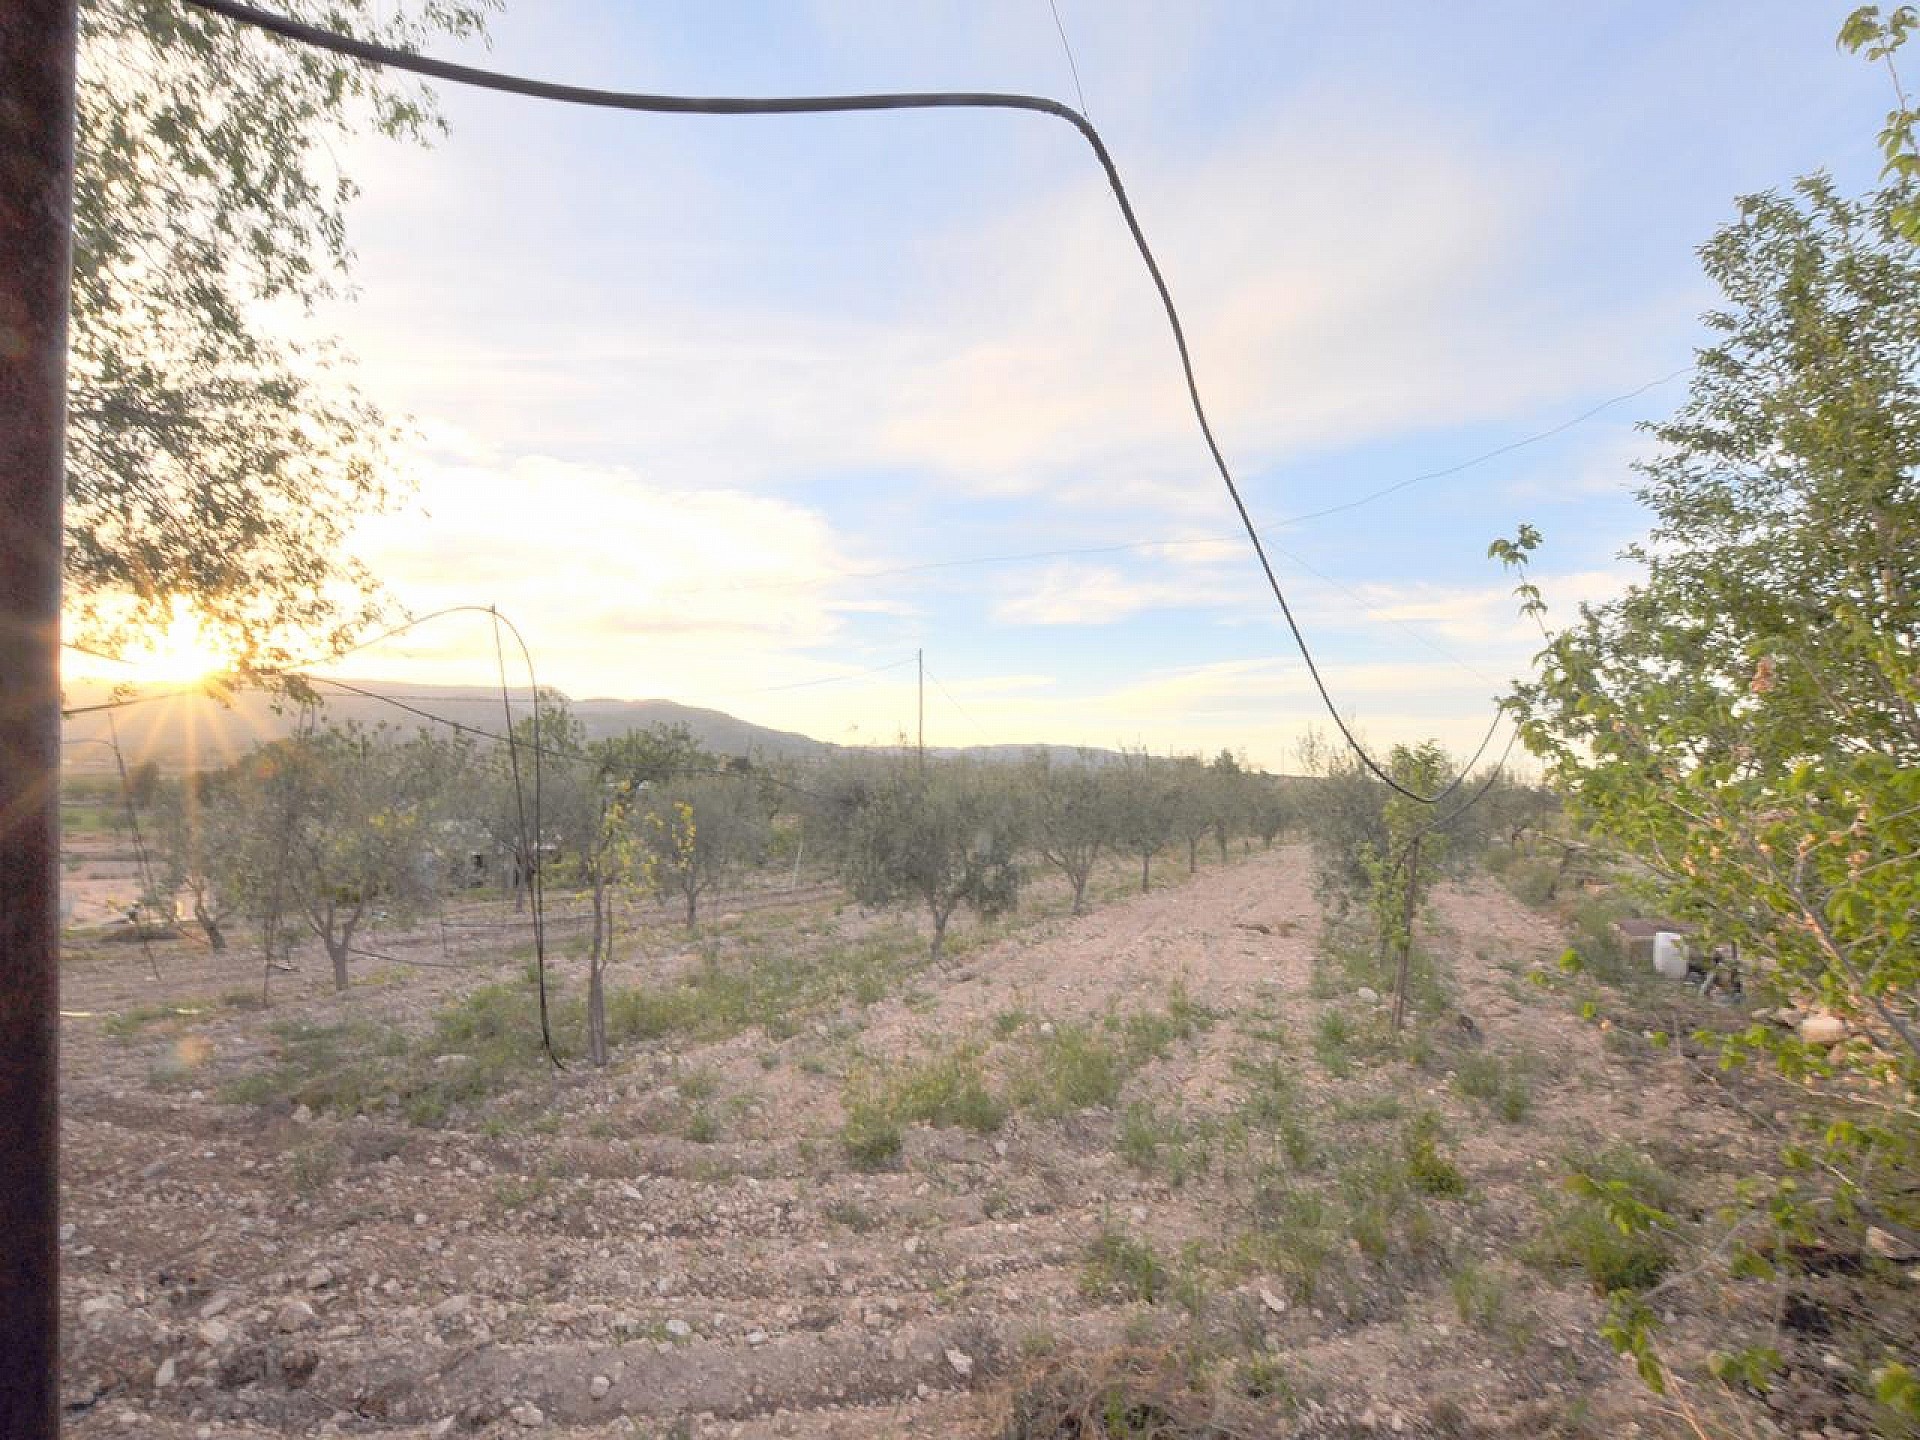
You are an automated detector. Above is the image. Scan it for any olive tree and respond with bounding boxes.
[637,774,770,930]
[1023,748,1111,915]
[214,725,468,990]
[836,758,1021,963]
[1108,748,1177,893]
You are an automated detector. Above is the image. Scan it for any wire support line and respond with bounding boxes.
[176,0,1490,805]
[747,656,918,692]
[922,664,988,743]
[559,359,1686,608]
[61,682,219,718]
[1265,368,1690,531]
[489,605,559,1068]
[1046,0,1090,120]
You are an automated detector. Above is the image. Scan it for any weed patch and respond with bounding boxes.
[1081,1230,1169,1304]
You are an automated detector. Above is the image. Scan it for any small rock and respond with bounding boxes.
[431,1294,471,1322]
[1038,1022,1055,1038]
[1356,986,1380,1004]
[196,1318,231,1348]
[746,1329,768,1346]
[946,1348,974,1380]
[1867,1226,1920,1262]
[79,1295,119,1322]
[1798,1013,1846,1046]
[430,1420,456,1439]
[665,1319,692,1340]
[510,1401,545,1427]
[304,1265,334,1291]
[154,1358,177,1389]
[1258,1288,1287,1314]
[197,1293,233,1320]
[291,1103,313,1124]
[413,1212,429,1227]
[274,1299,316,1333]
[903,1238,919,1255]
[588,1375,611,1400]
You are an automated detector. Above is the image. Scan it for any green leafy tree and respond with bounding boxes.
[582,784,651,1067]
[214,725,468,990]
[1208,749,1249,862]
[1023,748,1111,915]
[1109,747,1177,893]
[1169,754,1217,876]
[836,758,1021,963]
[1504,177,1920,1257]
[1246,773,1297,850]
[149,770,241,950]
[69,0,498,660]
[595,723,719,790]
[637,774,769,930]
[1296,728,1390,914]
[1357,743,1455,1032]
[1842,5,1920,241]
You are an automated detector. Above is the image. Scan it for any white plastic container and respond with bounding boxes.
[1652,931,1689,980]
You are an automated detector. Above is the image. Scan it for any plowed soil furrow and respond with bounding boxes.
[59,847,1795,1438]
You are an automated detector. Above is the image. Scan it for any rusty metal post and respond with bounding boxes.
[0,2,78,1435]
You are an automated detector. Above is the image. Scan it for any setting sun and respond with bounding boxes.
[114,605,234,685]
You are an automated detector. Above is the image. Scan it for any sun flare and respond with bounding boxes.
[116,607,235,686]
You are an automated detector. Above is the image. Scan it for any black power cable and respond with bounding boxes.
[174,0,1496,805]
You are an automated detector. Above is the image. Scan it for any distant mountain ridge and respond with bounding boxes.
[59,678,1116,772]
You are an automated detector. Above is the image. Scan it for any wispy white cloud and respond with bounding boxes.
[336,446,870,700]
[990,559,1245,626]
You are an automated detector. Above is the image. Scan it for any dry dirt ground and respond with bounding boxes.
[54,845,1898,1439]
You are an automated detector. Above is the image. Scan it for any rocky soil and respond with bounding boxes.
[55,846,1899,1439]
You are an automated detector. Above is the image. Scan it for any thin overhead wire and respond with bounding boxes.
[556,360,1684,621]
[747,656,918,693]
[1046,0,1090,120]
[1265,368,1690,531]
[922,664,987,744]
[175,0,1494,805]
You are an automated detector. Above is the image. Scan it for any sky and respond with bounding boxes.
[83,0,1899,771]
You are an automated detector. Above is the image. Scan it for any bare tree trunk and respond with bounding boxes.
[1187,835,1199,874]
[930,906,951,964]
[1070,871,1090,916]
[321,903,361,993]
[1140,851,1151,893]
[587,877,608,1068]
[684,882,698,931]
[193,897,225,952]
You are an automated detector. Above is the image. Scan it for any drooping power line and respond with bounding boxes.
[177,0,1506,805]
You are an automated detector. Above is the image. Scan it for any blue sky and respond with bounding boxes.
[268,0,1895,768]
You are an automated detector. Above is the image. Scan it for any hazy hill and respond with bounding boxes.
[59,680,831,772]
[59,678,1122,773]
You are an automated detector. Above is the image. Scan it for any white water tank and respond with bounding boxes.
[1652,931,1689,980]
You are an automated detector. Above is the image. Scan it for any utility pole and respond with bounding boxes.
[0,3,79,1436]
[916,647,924,772]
